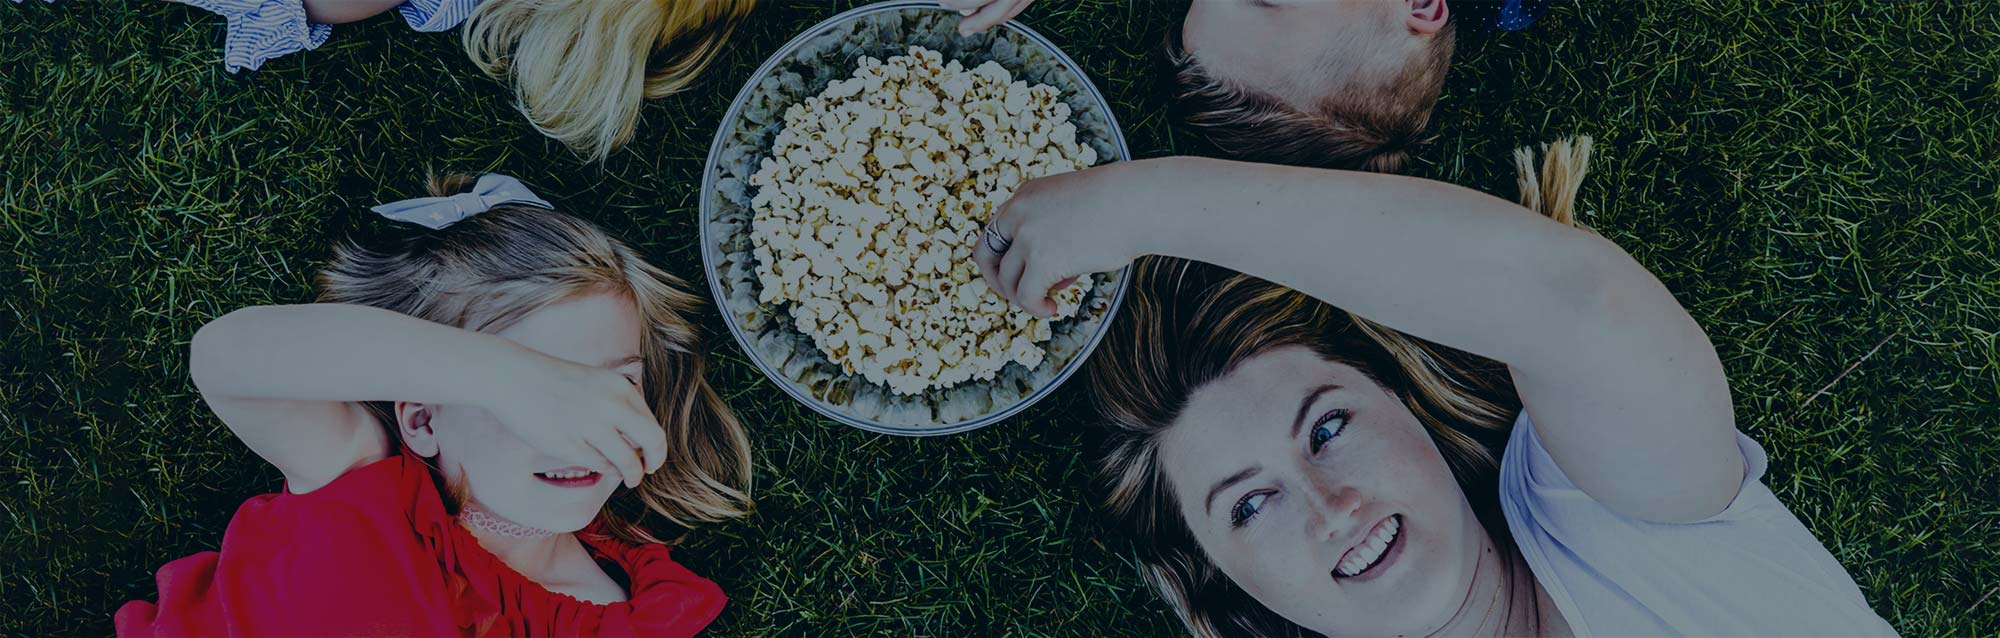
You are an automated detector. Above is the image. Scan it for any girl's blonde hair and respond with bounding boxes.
[1087,138,1595,636]
[463,0,758,161]
[315,174,753,545]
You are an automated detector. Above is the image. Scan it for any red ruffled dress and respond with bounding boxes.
[115,453,726,637]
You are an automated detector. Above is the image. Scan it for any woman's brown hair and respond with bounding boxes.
[1088,138,1594,636]
[1087,257,1519,636]
[316,174,753,545]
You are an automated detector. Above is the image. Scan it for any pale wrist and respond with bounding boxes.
[451,332,547,410]
[1133,157,1215,260]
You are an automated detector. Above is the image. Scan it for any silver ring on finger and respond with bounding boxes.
[983,225,1013,254]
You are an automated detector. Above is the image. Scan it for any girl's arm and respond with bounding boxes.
[979,157,1743,523]
[301,0,406,24]
[190,304,663,494]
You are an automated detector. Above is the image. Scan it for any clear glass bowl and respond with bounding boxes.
[699,0,1132,436]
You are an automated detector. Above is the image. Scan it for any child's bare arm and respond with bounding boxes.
[302,0,406,24]
[189,303,661,493]
[979,157,1743,524]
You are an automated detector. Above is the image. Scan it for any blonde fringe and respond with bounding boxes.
[463,0,756,162]
[1513,135,1594,229]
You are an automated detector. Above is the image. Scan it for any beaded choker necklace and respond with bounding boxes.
[457,503,556,539]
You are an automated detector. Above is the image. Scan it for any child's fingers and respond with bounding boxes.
[620,414,667,474]
[937,0,986,13]
[587,429,645,489]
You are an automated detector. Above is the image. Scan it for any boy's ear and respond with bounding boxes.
[1407,0,1450,34]
[395,402,440,458]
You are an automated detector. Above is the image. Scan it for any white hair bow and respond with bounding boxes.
[369,174,553,229]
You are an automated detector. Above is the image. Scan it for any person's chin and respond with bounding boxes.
[509,493,609,533]
[524,508,598,534]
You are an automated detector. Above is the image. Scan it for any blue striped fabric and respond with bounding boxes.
[176,0,332,72]
[173,0,481,73]
[397,0,480,33]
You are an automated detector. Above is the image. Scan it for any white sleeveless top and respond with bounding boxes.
[1498,412,1899,636]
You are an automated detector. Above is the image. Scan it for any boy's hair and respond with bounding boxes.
[1164,17,1457,173]
[463,0,757,162]
[315,174,753,545]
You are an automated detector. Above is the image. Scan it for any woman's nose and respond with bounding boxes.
[1307,483,1366,542]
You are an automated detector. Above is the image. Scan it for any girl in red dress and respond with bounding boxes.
[116,174,753,637]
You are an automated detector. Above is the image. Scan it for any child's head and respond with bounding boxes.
[317,174,752,544]
[462,0,758,161]
[1169,0,1456,173]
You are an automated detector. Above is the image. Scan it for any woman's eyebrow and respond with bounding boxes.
[1205,466,1261,516]
[601,355,643,368]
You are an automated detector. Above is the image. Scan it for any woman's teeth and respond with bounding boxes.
[537,469,595,479]
[1335,515,1401,578]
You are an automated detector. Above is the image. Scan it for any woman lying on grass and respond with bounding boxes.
[116,174,751,637]
[972,142,1897,636]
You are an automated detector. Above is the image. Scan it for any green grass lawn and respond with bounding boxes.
[3,1,1997,635]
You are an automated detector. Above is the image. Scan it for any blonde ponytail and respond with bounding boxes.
[1513,135,1594,228]
[463,0,757,161]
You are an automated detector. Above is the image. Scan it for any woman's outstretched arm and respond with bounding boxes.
[977,156,1742,523]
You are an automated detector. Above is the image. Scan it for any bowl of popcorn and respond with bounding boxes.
[701,1,1130,436]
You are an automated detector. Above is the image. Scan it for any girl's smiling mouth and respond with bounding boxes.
[534,467,603,488]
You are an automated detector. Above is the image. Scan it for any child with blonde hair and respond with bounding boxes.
[175,0,755,159]
[116,174,753,636]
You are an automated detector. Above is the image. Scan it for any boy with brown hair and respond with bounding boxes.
[950,0,1547,173]
[1169,0,1546,173]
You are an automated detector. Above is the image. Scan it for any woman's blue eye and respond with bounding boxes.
[1230,492,1269,528]
[1310,410,1349,454]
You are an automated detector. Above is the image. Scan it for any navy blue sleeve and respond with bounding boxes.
[1454,0,1548,32]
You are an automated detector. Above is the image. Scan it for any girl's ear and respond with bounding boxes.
[1407,0,1450,34]
[395,402,441,458]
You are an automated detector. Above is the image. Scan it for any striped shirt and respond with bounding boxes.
[173,0,480,73]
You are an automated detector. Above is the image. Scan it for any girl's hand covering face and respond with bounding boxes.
[485,355,664,489]
[973,162,1156,318]
[939,0,1037,35]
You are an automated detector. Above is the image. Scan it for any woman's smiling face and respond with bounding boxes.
[1159,345,1487,636]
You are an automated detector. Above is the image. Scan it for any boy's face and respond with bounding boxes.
[1183,0,1451,107]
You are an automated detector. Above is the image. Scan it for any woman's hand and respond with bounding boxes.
[939,0,1037,35]
[973,160,1173,317]
[484,356,666,489]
